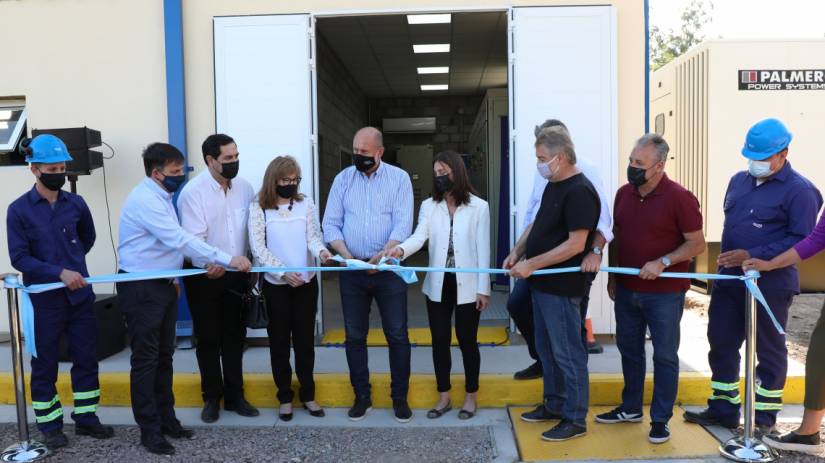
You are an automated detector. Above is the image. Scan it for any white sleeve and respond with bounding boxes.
[397,200,432,260]
[248,201,285,280]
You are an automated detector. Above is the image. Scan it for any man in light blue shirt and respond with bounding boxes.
[323,127,414,423]
[116,143,250,456]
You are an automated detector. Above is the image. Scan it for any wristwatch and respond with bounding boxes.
[660,256,672,267]
[592,246,603,256]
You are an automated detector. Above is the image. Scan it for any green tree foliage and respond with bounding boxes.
[650,0,713,70]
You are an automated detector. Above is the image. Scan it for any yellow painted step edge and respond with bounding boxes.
[0,372,804,409]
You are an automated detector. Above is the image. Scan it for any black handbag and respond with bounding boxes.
[231,274,269,329]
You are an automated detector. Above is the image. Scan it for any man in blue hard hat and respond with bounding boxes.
[684,118,822,434]
[6,134,115,450]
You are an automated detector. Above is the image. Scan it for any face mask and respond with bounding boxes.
[276,184,298,198]
[748,159,774,178]
[627,165,649,187]
[38,171,66,191]
[434,174,453,193]
[159,172,186,193]
[536,156,558,180]
[218,160,239,180]
[353,154,376,172]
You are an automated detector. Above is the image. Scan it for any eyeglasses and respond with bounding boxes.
[279,176,301,185]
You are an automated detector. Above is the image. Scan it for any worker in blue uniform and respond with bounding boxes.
[684,118,822,433]
[6,134,114,450]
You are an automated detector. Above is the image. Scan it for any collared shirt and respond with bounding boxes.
[118,178,233,273]
[177,170,255,268]
[613,174,703,293]
[322,162,413,260]
[718,161,822,291]
[522,156,614,242]
[6,186,96,308]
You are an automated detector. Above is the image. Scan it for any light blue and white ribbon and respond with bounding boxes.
[2,259,781,358]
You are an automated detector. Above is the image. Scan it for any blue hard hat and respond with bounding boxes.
[24,134,73,164]
[741,118,793,161]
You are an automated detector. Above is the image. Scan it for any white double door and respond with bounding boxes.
[213,5,618,335]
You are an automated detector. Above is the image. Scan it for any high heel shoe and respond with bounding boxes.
[303,403,325,418]
[279,404,293,422]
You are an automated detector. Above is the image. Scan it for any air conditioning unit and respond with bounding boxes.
[382,117,436,133]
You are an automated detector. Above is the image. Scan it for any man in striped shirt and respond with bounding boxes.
[323,127,414,423]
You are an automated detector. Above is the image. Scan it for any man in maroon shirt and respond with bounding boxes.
[598,134,705,444]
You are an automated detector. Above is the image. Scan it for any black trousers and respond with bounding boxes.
[426,273,481,393]
[263,277,319,404]
[182,265,248,404]
[116,278,179,435]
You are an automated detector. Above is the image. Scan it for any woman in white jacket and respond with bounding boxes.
[389,150,491,420]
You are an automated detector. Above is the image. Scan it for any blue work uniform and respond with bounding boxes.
[6,186,102,433]
[708,161,822,426]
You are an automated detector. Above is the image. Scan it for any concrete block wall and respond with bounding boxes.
[316,32,368,213]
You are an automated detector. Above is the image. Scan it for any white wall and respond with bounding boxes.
[0,0,168,332]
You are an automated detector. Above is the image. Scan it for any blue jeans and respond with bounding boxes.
[614,283,685,423]
[339,271,411,400]
[531,288,589,425]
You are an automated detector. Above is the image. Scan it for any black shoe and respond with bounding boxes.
[225,398,260,417]
[649,422,671,444]
[348,397,372,421]
[161,422,194,439]
[587,341,604,354]
[514,362,543,380]
[427,402,452,419]
[201,399,220,423]
[303,403,325,418]
[279,404,294,422]
[393,399,413,423]
[75,422,115,439]
[41,429,68,450]
[595,406,643,424]
[140,433,175,456]
[520,404,563,423]
[541,420,587,441]
[756,424,777,438]
[683,408,738,429]
[764,431,824,455]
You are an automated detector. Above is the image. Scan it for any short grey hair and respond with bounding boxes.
[534,119,569,138]
[535,126,576,164]
[634,133,669,162]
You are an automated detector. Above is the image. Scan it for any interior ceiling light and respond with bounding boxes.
[417,66,449,74]
[413,44,450,54]
[407,14,451,24]
[421,84,449,91]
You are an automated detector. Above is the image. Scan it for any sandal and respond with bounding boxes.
[458,409,476,420]
[426,402,452,419]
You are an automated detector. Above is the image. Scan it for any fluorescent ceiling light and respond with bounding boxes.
[407,14,451,24]
[421,84,449,91]
[417,66,449,74]
[413,44,450,54]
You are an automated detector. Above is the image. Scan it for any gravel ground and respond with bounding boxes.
[0,424,495,463]
[685,291,824,363]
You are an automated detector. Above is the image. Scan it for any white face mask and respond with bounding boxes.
[748,159,774,178]
[537,156,559,180]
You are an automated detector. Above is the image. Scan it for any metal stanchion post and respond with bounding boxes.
[720,274,776,463]
[1,275,48,462]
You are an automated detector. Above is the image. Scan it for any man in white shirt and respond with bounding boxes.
[177,134,258,424]
[508,119,613,381]
[116,142,251,456]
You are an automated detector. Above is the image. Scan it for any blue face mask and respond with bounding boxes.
[748,159,773,179]
[160,172,186,193]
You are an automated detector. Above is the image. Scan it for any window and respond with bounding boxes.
[654,113,665,135]
[0,102,27,152]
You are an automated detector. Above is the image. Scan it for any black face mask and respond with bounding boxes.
[627,165,649,187]
[276,184,298,199]
[38,172,66,191]
[160,173,186,193]
[434,174,454,194]
[219,160,239,180]
[353,154,376,172]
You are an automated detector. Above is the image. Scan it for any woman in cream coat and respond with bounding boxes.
[389,150,490,420]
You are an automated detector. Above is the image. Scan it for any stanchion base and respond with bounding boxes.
[720,437,776,463]
[1,441,49,462]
